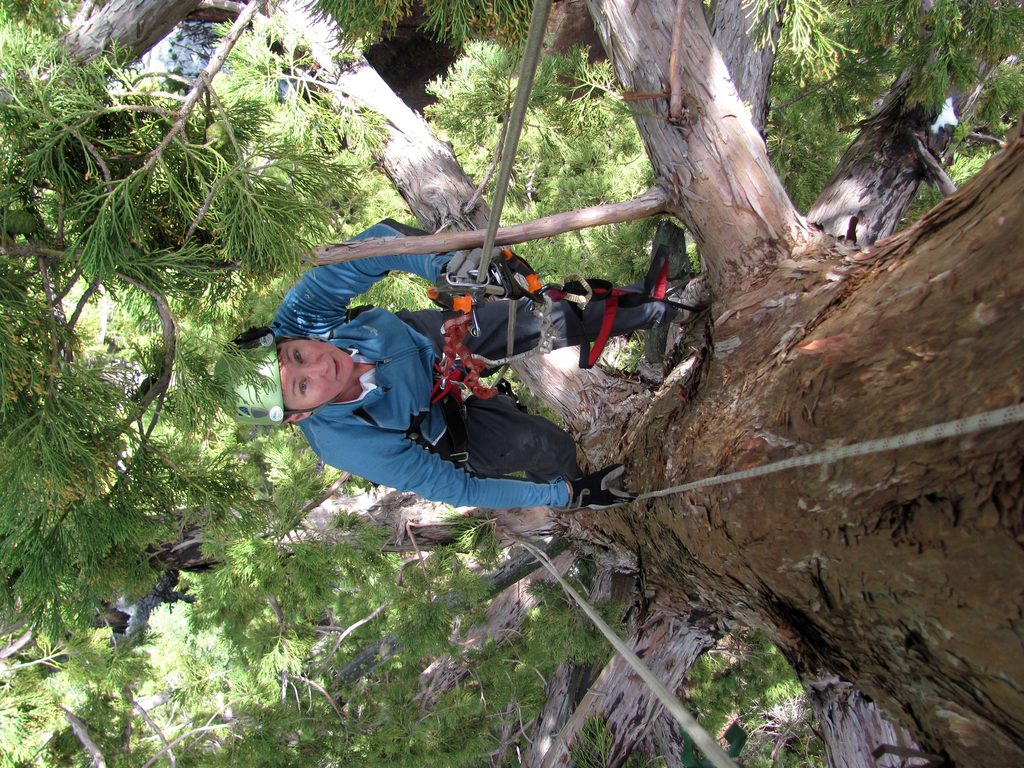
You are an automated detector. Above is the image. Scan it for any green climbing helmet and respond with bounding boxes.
[217,327,285,425]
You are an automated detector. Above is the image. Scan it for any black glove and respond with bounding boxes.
[564,464,637,509]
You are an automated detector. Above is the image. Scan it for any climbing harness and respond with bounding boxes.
[433,314,498,402]
[632,403,1024,502]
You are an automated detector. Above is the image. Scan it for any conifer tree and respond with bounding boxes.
[1,1,1022,766]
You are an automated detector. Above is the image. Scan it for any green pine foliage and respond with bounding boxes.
[315,0,532,47]
[685,631,826,767]
[2,0,1022,765]
[0,13,369,635]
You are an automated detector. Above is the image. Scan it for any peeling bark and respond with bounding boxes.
[586,0,810,297]
[64,0,203,62]
[538,610,719,768]
[808,677,925,768]
[589,138,1024,766]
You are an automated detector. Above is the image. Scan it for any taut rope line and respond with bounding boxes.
[516,539,740,768]
[476,0,553,281]
[634,403,1024,501]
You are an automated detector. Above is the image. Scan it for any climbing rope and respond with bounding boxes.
[634,403,1024,501]
[516,539,740,768]
[476,0,553,282]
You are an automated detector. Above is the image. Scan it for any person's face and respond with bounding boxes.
[277,339,359,422]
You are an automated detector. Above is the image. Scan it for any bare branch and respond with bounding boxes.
[132,698,177,768]
[463,111,511,218]
[967,130,1006,147]
[267,596,285,629]
[142,0,261,174]
[117,274,176,437]
[61,707,107,768]
[286,673,345,719]
[54,266,84,305]
[190,0,245,21]
[314,187,669,264]
[72,128,112,188]
[67,277,102,331]
[0,628,34,660]
[317,601,389,644]
[139,723,231,768]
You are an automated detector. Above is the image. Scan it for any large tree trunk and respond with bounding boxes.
[597,128,1024,767]
[63,0,203,62]
[585,1,1024,765]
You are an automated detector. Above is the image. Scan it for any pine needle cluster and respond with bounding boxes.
[0,15,365,633]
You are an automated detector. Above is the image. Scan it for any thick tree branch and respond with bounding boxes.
[314,188,669,264]
[64,0,203,63]
[0,628,34,660]
[587,0,808,296]
[61,708,107,768]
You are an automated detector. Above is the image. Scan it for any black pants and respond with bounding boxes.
[398,294,675,482]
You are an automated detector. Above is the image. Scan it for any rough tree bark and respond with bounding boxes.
[538,610,720,768]
[808,68,986,247]
[807,677,926,768]
[63,0,204,62]
[583,1,1024,764]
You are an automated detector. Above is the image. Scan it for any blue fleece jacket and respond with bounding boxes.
[271,222,570,509]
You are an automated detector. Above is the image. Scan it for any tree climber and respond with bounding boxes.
[220,220,683,510]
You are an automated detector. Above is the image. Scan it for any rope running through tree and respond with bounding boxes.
[476,0,553,282]
[633,403,1024,501]
[519,404,1022,768]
